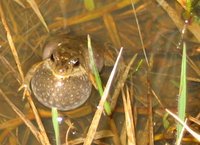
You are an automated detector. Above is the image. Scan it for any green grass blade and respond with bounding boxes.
[162,113,170,129]
[183,0,192,20]
[135,59,143,72]
[84,0,95,11]
[176,42,187,141]
[52,107,60,145]
[87,34,111,115]
[186,0,192,13]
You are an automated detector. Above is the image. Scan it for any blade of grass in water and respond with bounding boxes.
[166,108,200,142]
[183,0,192,20]
[152,91,200,141]
[14,0,25,8]
[162,113,170,129]
[135,59,143,72]
[87,34,111,115]
[176,42,187,143]
[52,107,60,145]
[84,47,123,145]
[84,0,95,11]
[27,0,49,32]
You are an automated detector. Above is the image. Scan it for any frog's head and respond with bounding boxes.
[50,47,82,76]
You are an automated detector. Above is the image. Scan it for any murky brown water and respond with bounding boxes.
[0,0,199,145]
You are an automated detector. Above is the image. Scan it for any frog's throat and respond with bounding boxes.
[50,65,87,79]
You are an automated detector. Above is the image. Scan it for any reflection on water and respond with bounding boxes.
[0,0,199,145]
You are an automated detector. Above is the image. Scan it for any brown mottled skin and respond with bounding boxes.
[24,34,104,111]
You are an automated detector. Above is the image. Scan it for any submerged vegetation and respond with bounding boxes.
[0,0,199,145]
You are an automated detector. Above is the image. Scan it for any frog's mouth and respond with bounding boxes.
[51,65,87,79]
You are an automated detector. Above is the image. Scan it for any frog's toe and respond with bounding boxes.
[18,84,25,92]
[18,84,31,99]
[18,84,29,92]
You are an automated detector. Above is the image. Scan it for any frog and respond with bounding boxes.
[21,34,105,111]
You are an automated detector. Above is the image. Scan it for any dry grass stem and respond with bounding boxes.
[68,130,113,145]
[0,106,92,132]
[118,3,148,18]
[27,0,49,32]
[166,109,200,142]
[0,55,21,83]
[22,128,31,145]
[65,119,75,145]
[6,3,19,34]
[0,0,199,144]
[139,120,149,145]
[109,118,121,145]
[188,116,200,126]
[0,110,52,130]
[0,3,24,83]
[103,14,121,47]
[0,130,11,142]
[111,53,137,111]
[131,0,149,66]
[49,0,139,29]
[13,0,25,8]
[25,92,50,145]
[156,0,200,41]
[147,87,154,145]
[83,47,123,145]
[150,72,200,83]
[186,56,200,76]
[176,0,188,10]
[0,89,42,143]
[120,121,127,145]
[8,133,18,144]
[122,86,136,145]
[151,89,165,109]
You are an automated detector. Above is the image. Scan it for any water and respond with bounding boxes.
[0,0,199,145]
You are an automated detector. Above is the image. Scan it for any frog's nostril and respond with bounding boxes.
[50,54,55,62]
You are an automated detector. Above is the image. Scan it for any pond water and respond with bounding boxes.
[0,0,199,145]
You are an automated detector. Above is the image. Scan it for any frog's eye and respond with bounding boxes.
[69,58,79,67]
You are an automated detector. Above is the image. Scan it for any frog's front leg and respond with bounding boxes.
[18,61,44,98]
